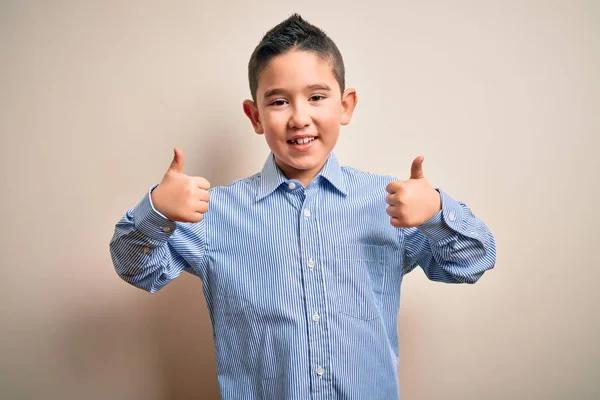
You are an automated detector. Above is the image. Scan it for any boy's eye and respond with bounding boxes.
[270,99,288,107]
[310,94,325,101]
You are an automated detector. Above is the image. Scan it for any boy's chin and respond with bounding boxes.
[286,157,328,172]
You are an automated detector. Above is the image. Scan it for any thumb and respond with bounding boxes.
[410,156,425,179]
[168,147,184,173]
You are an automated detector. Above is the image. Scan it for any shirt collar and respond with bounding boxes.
[255,152,347,201]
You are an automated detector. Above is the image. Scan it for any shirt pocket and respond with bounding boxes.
[331,244,386,321]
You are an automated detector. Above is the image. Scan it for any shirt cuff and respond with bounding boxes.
[132,184,177,241]
[417,189,464,243]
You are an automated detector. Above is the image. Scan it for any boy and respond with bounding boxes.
[110,13,495,400]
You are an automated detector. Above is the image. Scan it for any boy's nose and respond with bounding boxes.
[288,106,311,129]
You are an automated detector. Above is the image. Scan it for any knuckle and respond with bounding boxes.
[396,193,406,204]
[389,194,401,205]
[199,202,209,213]
[386,181,399,193]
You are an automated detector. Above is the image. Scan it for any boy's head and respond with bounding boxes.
[243,14,357,186]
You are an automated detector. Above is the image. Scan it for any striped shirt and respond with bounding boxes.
[109,152,496,400]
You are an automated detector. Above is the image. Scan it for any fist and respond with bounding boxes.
[385,156,442,228]
[151,148,211,223]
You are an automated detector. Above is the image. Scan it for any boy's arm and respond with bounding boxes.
[109,148,211,292]
[386,156,495,282]
[401,190,496,283]
[109,187,207,292]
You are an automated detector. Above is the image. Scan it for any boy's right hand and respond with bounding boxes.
[151,148,211,223]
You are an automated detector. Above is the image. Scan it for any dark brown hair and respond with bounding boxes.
[247,13,345,102]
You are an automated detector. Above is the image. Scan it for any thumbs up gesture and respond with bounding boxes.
[385,156,442,228]
[150,148,211,223]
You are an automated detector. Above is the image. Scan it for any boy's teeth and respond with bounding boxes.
[292,137,315,145]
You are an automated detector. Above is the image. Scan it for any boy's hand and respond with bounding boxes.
[151,148,211,223]
[385,156,442,228]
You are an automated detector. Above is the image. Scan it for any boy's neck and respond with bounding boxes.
[275,158,328,188]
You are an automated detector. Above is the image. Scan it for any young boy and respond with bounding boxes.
[110,14,495,400]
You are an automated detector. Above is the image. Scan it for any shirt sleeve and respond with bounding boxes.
[401,189,496,283]
[109,185,207,293]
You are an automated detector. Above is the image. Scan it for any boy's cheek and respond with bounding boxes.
[314,109,341,125]
[265,116,288,131]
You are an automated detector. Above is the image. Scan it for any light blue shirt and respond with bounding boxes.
[110,152,496,399]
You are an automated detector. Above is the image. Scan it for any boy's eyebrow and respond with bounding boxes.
[263,83,332,99]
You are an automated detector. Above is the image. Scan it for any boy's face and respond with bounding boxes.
[243,50,357,185]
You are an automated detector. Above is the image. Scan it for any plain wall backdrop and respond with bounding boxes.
[1,0,598,399]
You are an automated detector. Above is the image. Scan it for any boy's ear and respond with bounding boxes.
[243,99,264,135]
[340,88,358,126]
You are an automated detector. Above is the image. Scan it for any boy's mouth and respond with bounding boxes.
[287,136,317,152]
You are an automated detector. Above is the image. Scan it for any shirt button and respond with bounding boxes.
[142,246,150,253]
[288,182,296,190]
[312,313,320,323]
[448,210,456,222]
[162,226,172,233]
[308,259,315,269]
[316,366,325,376]
[304,208,311,218]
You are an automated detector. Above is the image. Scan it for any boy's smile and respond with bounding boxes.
[243,50,357,187]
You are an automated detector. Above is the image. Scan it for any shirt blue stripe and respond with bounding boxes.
[109,152,496,399]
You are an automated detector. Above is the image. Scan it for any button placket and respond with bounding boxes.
[299,187,331,390]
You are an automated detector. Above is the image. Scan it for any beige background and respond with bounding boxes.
[1,0,598,399]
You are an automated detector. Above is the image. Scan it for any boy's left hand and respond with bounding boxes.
[385,156,442,228]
